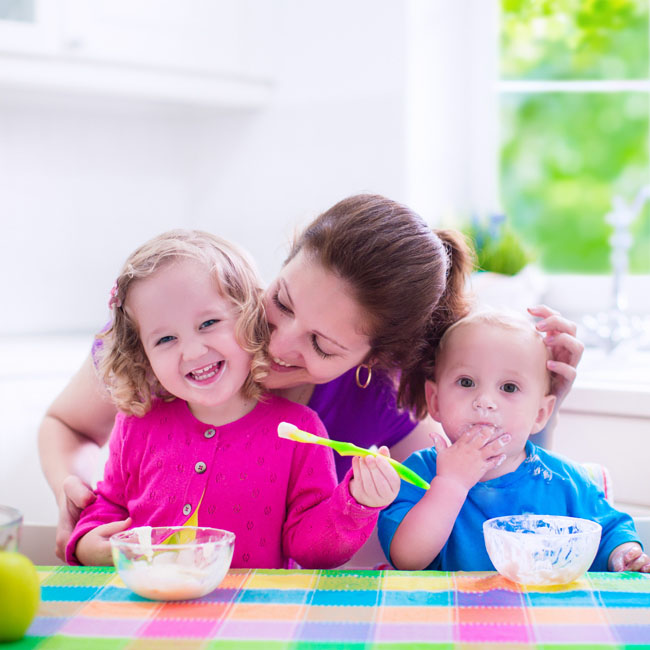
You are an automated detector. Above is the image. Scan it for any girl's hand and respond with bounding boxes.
[528,305,584,406]
[55,475,97,561]
[433,426,509,492]
[609,542,650,573]
[74,518,131,566]
[349,446,401,508]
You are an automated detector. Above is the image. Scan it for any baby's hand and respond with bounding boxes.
[433,425,510,492]
[608,542,650,573]
[74,518,132,566]
[349,446,401,508]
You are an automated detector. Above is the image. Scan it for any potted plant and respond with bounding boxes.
[464,214,546,310]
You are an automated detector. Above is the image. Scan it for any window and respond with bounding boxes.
[499,0,650,273]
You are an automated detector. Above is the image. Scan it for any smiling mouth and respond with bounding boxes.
[187,361,224,382]
[271,356,298,369]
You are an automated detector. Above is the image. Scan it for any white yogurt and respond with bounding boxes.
[120,553,232,601]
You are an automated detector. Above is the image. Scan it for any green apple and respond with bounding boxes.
[0,551,41,641]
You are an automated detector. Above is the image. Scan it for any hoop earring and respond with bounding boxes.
[355,363,372,389]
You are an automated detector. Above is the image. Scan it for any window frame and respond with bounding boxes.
[405,0,649,318]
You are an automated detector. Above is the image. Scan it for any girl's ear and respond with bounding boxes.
[532,394,557,434]
[424,380,442,423]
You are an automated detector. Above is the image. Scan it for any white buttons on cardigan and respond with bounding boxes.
[182,503,192,516]
[204,428,216,439]
[195,461,207,474]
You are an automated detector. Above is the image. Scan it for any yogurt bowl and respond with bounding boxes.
[0,505,22,551]
[111,526,235,600]
[483,514,601,586]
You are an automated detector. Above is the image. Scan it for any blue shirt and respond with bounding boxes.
[378,441,640,571]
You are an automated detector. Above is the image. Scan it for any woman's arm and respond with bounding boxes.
[37,353,117,559]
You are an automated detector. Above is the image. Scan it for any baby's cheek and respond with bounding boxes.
[441,420,465,444]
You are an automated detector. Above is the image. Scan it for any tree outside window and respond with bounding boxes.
[500,0,650,273]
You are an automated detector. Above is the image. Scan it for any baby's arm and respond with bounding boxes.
[389,426,508,570]
[608,542,650,573]
[349,446,401,508]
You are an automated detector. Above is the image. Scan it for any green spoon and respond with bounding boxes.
[277,422,430,490]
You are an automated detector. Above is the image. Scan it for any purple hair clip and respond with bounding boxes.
[108,281,122,310]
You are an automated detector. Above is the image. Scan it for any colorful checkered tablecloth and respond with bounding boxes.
[11,566,650,648]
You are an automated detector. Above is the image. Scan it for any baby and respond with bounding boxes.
[378,309,649,573]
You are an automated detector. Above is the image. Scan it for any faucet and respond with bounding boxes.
[582,186,650,352]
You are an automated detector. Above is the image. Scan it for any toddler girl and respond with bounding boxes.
[378,309,649,573]
[66,230,400,568]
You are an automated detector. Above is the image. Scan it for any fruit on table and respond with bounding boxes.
[0,551,41,641]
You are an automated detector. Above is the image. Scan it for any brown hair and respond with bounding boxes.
[287,194,473,417]
[97,229,268,416]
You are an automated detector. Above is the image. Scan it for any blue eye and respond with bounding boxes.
[156,335,175,345]
[458,377,474,388]
[200,319,219,329]
[501,383,519,393]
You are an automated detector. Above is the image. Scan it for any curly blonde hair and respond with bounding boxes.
[97,229,269,416]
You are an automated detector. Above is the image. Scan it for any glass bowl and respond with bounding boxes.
[483,514,601,586]
[0,505,22,551]
[110,526,235,601]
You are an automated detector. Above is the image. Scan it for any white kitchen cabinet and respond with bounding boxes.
[0,0,59,54]
[0,0,274,107]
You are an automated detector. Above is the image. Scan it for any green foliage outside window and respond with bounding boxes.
[500,0,650,273]
[501,0,649,80]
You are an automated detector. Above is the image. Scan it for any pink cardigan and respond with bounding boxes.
[66,394,381,568]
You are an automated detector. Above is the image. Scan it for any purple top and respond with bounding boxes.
[309,367,417,479]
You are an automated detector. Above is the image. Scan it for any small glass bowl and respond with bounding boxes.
[484,514,601,586]
[0,505,22,552]
[110,526,235,601]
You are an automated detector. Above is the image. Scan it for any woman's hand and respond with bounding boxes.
[74,518,131,566]
[349,446,401,508]
[528,305,585,406]
[609,542,650,573]
[55,476,97,561]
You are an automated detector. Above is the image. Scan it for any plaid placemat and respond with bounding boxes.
[8,566,650,649]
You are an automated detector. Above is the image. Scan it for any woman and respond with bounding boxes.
[39,194,583,560]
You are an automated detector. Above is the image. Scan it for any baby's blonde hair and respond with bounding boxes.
[97,229,269,416]
[436,307,553,393]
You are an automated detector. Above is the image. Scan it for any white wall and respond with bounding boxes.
[0,0,409,528]
[0,0,408,337]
